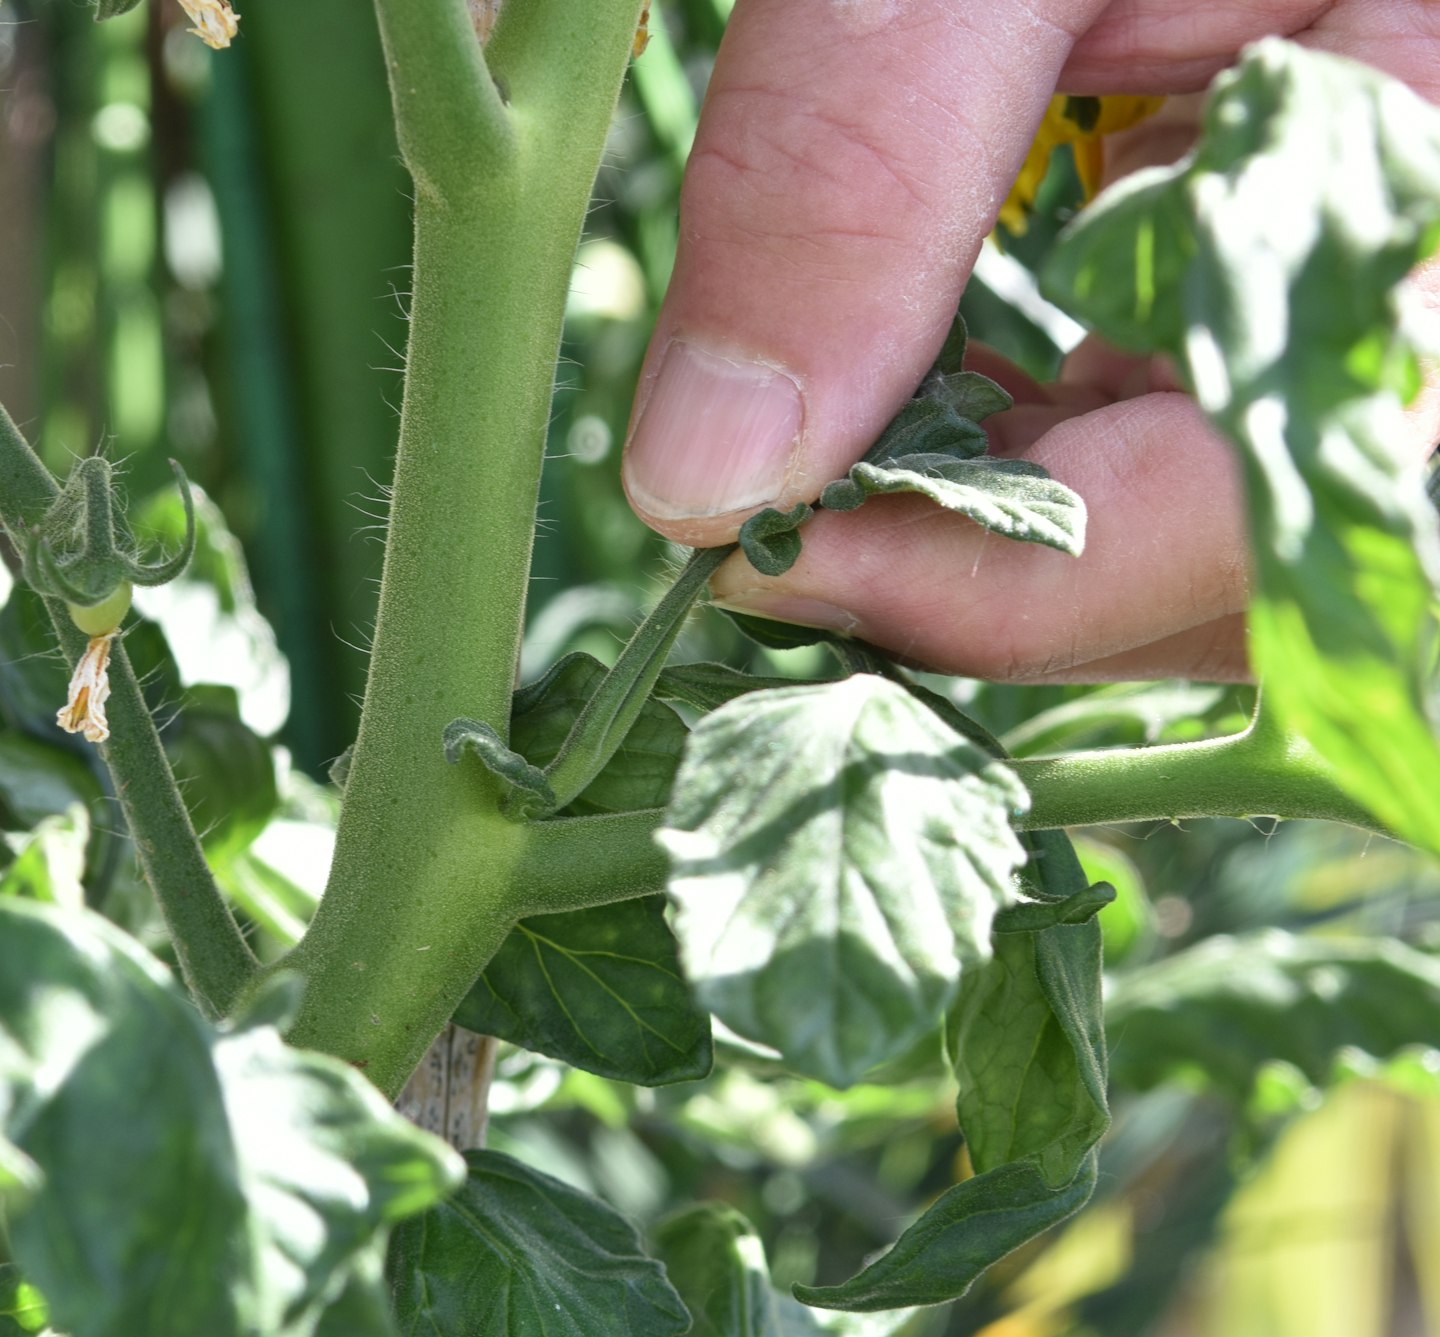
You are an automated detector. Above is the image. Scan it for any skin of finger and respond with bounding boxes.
[710,392,1252,679]
[1058,0,1440,99]
[623,0,1110,546]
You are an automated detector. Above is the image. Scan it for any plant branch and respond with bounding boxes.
[373,0,514,200]
[544,546,729,811]
[513,809,668,918]
[1012,711,1387,836]
[0,403,256,1018]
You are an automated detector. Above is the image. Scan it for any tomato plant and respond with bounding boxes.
[2,3,1440,1335]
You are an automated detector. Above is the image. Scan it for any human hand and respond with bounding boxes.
[620,0,1440,681]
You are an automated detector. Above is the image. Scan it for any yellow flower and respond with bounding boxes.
[177,0,239,51]
[57,634,117,746]
[998,95,1165,236]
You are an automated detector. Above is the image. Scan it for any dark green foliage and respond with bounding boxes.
[387,1151,691,1337]
[455,895,711,1085]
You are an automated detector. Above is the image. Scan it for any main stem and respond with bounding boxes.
[276,0,645,1096]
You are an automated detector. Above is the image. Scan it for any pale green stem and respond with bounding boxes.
[544,547,729,811]
[273,0,645,1097]
[1013,705,1385,835]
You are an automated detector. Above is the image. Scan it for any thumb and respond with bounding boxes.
[622,0,1105,546]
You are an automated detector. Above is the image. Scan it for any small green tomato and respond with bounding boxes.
[66,581,133,637]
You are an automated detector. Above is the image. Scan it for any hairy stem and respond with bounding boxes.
[515,810,669,918]
[0,404,256,1017]
[544,546,729,811]
[274,0,645,1097]
[1013,710,1385,835]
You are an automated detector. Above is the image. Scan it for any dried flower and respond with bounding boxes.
[633,1,651,59]
[177,0,240,51]
[57,634,116,745]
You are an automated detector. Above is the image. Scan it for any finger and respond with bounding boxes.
[709,392,1252,679]
[622,0,1109,547]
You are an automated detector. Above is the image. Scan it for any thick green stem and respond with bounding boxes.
[515,810,668,918]
[1013,712,1386,835]
[544,546,729,810]
[0,404,256,1018]
[274,0,645,1097]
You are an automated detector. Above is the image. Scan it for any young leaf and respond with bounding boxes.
[795,1154,1097,1311]
[952,828,1109,1188]
[1105,931,1440,1103]
[661,674,1029,1088]
[453,895,712,1086]
[738,503,813,578]
[388,1150,691,1336]
[926,369,1015,424]
[864,399,989,465]
[92,0,146,19]
[0,898,462,1337]
[443,717,557,820]
[651,1203,784,1336]
[651,1203,919,1337]
[819,456,1086,556]
[1044,39,1440,854]
[510,652,687,815]
[654,661,820,714]
[948,919,1107,1190]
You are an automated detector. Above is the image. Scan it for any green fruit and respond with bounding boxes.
[66,581,133,637]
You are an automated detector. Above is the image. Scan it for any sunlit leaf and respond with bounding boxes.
[0,898,462,1337]
[662,674,1028,1088]
[1045,39,1440,852]
[454,895,711,1086]
[819,456,1086,556]
[388,1150,690,1336]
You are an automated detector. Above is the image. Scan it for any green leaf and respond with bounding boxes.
[722,611,836,651]
[661,674,1029,1088]
[388,1150,691,1336]
[819,456,1086,556]
[0,1265,48,1335]
[0,808,88,910]
[926,370,1014,424]
[443,717,557,821]
[92,0,145,20]
[795,1153,1097,1311]
[739,503,813,577]
[0,735,100,830]
[950,830,1109,1189]
[654,662,819,714]
[863,399,989,465]
[991,882,1114,934]
[1044,39,1440,853]
[510,652,687,815]
[167,685,279,857]
[453,895,711,1086]
[1105,931,1440,1103]
[652,1203,920,1337]
[651,1202,783,1336]
[999,681,1236,757]
[0,898,463,1337]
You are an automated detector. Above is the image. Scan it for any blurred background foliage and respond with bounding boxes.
[2,3,1440,1335]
